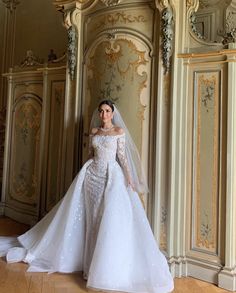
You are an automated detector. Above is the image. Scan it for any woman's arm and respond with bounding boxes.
[88,128,98,159]
[116,130,134,189]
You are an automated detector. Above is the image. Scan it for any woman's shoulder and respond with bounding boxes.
[113,126,125,135]
[90,127,99,135]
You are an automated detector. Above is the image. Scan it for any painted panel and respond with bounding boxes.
[8,94,42,207]
[192,71,221,254]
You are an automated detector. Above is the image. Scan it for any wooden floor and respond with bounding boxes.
[0,217,231,293]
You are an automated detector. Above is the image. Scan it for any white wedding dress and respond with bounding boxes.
[0,133,174,293]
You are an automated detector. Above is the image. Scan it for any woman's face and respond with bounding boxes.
[98,104,113,124]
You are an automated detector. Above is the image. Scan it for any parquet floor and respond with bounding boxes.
[0,217,231,293]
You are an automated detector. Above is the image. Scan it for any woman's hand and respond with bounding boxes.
[127,176,135,191]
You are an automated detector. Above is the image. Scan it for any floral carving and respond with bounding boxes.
[218,11,236,44]
[190,12,206,40]
[67,26,77,80]
[161,7,174,73]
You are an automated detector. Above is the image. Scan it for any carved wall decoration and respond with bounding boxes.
[187,0,195,8]
[91,12,147,32]
[100,0,120,6]
[20,50,43,67]
[2,0,20,12]
[192,71,222,253]
[156,0,170,9]
[67,26,77,80]
[199,0,211,9]
[218,10,236,44]
[190,12,206,40]
[161,7,174,73]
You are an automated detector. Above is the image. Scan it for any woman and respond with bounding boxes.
[0,100,174,293]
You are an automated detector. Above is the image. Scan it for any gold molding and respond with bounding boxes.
[178,49,236,59]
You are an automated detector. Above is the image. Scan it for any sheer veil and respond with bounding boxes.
[90,104,149,196]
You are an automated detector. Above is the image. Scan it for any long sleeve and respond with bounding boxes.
[117,134,131,183]
[88,135,94,159]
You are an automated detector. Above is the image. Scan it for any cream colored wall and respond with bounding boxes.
[14,0,67,65]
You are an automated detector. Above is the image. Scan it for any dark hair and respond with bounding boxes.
[98,99,114,112]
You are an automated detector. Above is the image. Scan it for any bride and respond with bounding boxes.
[0,100,174,293]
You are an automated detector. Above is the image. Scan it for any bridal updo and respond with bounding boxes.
[98,100,114,112]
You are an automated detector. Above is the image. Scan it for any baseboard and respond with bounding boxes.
[186,258,221,285]
[170,256,224,286]
[218,268,236,291]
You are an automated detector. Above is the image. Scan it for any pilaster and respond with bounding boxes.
[1,0,20,110]
[218,47,236,291]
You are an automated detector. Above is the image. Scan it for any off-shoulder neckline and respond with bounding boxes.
[90,133,125,138]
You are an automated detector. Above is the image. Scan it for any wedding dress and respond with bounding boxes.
[0,133,174,293]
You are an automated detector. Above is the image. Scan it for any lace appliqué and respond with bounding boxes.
[88,135,94,159]
[117,135,131,184]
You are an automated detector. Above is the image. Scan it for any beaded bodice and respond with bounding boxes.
[92,134,123,162]
[88,133,129,179]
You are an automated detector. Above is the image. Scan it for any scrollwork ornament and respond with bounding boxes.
[190,12,206,40]
[218,11,236,45]
[20,50,43,67]
[67,26,77,80]
[156,0,169,9]
[161,7,174,74]
[100,0,120,6]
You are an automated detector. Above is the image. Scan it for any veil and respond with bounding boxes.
[89,104,149,196]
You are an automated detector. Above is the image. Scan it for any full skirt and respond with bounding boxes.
[0,159,174,293]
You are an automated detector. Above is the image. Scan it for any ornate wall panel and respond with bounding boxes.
[179,52,229,284]
[9,94,42,207]
[192,70,221,255]
[2,72,44,223]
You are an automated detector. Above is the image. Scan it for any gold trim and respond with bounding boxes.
[178,49,236,59]
[195,73,219,251]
